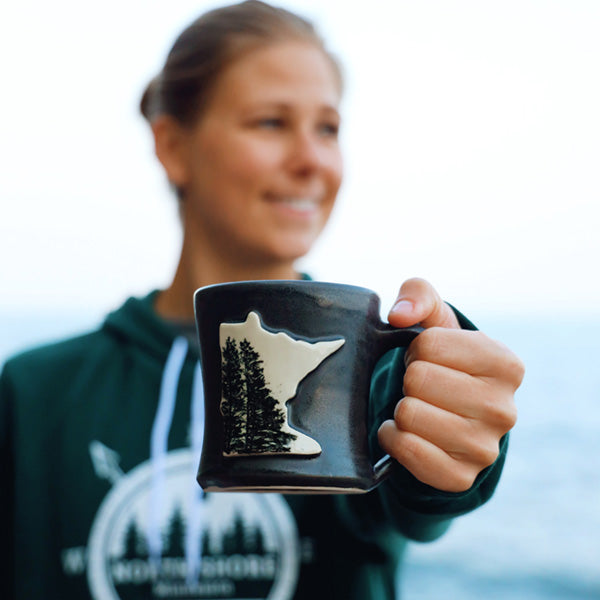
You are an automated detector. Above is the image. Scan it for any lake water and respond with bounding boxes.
[1,311,599,599]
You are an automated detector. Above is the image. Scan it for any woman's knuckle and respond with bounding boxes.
[455,468,477,492]
[458,430,494,468]
[494,343,525,387]
[444,464,476,493]
[488,397,518,432]
[475,439,499,468]
[507,354,526,387]
[501,401,518,431]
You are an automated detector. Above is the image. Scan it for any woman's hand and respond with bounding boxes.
[377,278,525,493]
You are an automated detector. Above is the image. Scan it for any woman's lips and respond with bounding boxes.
[266,195,321,216]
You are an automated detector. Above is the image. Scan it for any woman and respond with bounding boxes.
[0,2,524,599]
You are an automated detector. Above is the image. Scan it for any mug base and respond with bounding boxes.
[202,483,367,494]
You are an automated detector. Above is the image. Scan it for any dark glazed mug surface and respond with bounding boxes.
[194,280,421,494]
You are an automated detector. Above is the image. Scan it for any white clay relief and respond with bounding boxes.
[219,311,345,456]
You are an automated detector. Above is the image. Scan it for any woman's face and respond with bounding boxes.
[174,40,343,267]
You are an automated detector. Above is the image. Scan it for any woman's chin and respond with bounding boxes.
[267,236,318,264]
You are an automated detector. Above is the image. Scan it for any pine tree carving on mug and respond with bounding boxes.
[221,337,297,454]
[218,311,345,457]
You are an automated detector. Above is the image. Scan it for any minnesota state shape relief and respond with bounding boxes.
[219,311,344,456]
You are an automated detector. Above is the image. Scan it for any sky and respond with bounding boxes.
[1,0,599,322]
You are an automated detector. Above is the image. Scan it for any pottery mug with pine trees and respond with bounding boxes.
[194,280,422,494]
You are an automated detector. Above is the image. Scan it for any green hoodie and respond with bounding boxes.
[0,291,507,600]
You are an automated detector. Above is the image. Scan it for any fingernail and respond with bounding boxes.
[392,299,414,315]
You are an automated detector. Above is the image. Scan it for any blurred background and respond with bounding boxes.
[1,1,599,598]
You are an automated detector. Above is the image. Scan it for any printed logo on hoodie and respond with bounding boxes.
[63,444,301,599]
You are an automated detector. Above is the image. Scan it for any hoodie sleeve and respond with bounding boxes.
[335,305,509,543]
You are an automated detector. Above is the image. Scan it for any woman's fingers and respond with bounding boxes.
[378,420,487,493]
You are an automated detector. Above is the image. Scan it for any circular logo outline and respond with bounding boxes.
[87,449,300,599]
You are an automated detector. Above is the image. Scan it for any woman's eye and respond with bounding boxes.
[318,122,339,138]
[257,117,285,129]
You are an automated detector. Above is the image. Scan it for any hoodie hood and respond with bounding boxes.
[102,290,199,363]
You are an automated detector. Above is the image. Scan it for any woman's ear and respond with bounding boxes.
[151,115,190,189]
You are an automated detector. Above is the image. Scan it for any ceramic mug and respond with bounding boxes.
[194,280,421,494]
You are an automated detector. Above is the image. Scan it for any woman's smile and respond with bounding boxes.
[264,193,324,217]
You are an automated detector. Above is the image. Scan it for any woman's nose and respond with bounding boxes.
[287,130,326,176]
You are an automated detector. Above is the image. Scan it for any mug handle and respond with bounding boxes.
[369,322,424,489]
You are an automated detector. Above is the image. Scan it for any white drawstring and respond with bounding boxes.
[186,361,205,582]
[148,336,189,566]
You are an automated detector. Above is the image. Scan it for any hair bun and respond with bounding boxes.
[140,75,161,122]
